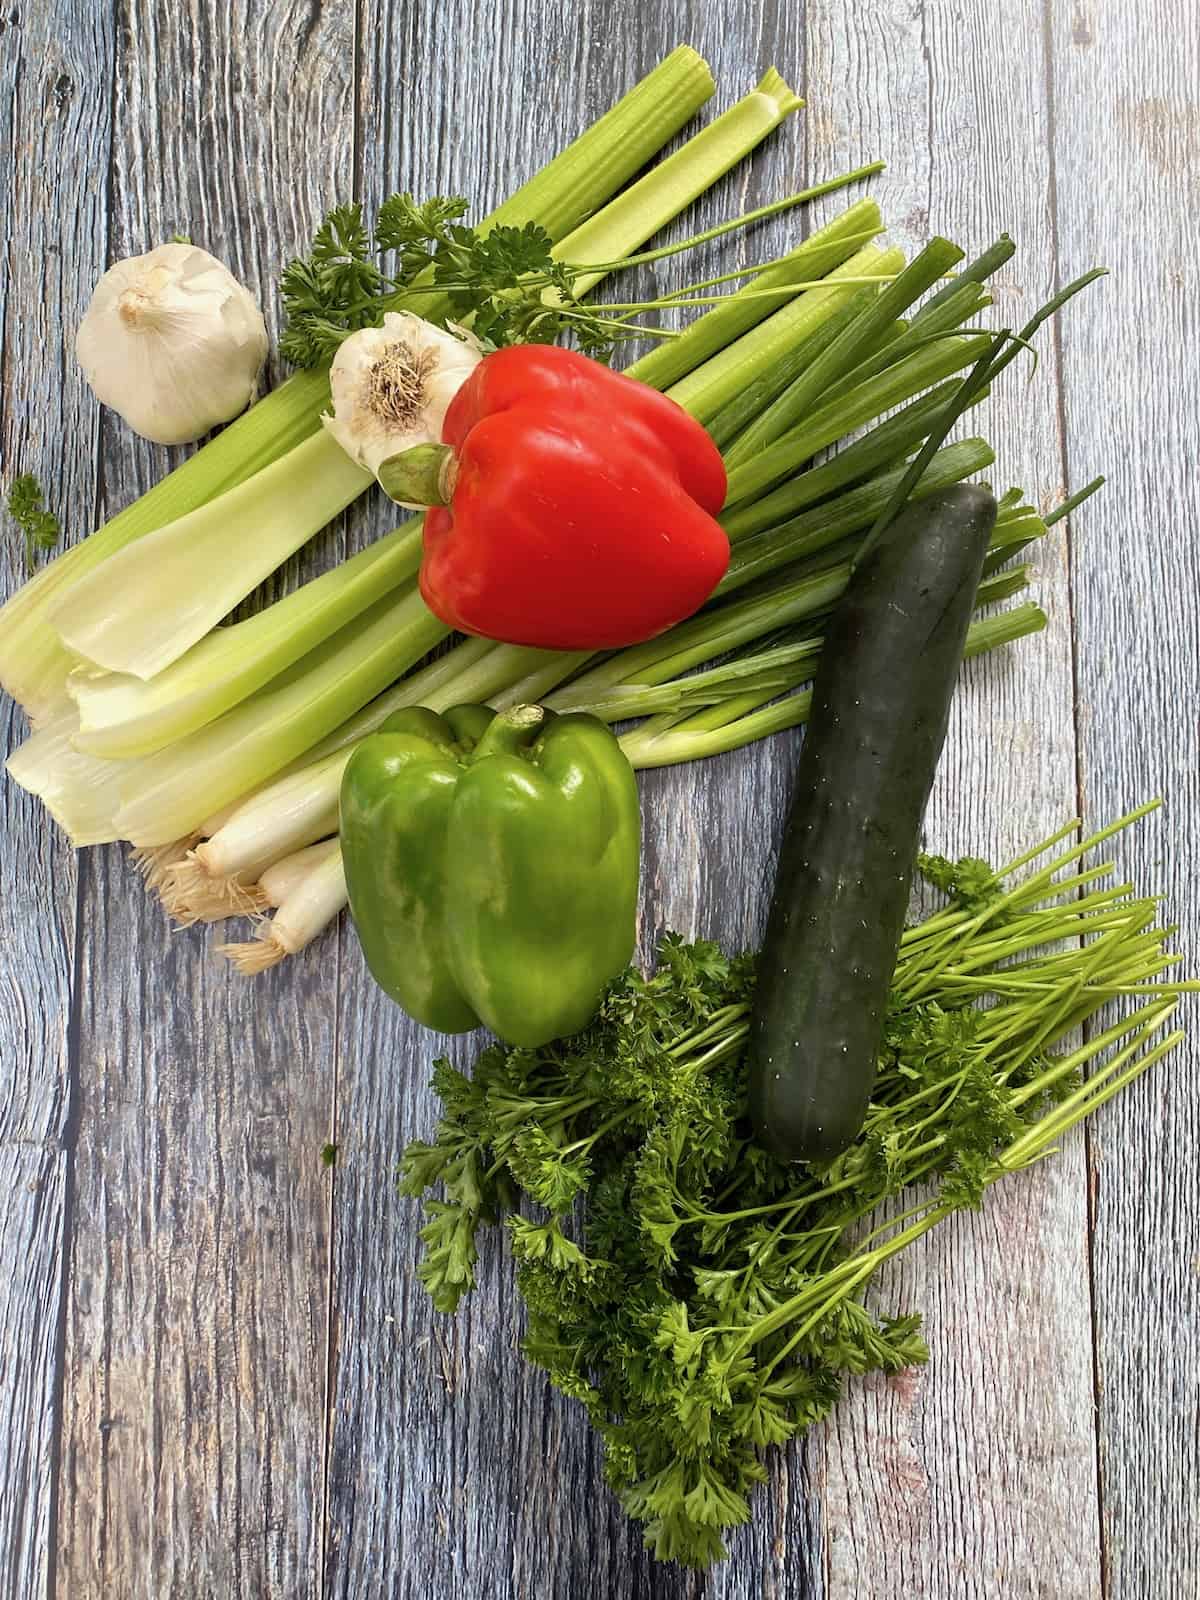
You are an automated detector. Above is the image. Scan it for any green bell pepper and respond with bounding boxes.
[340,702,640,1046]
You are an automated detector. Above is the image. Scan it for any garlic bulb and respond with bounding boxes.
[321,312,482,505]
[75,243,269,445]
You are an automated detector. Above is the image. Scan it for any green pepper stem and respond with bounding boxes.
[377,444,458,508]
[470,703,546,760]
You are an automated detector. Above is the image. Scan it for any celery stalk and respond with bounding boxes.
[4,706,125,845]
[52,431,371,679]
[68,520,425,757]
[0,48,714,717]
[665,246,907,422]
[558,68,802,298]
[628,198,883,392]
[0,366,333,721]
[112,587,450,845]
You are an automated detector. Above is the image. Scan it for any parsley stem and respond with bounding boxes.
[569,161,886,279]
[638,233,881,301]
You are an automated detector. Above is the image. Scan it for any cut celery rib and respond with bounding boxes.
[5,707,126,846]
[51,432,371,680]
[68,519,425,757]
[488,46,715,242]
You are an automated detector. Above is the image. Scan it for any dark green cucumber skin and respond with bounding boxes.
[748,484,999,1163]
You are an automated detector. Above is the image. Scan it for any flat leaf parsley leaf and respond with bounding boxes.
[6,474,62,570]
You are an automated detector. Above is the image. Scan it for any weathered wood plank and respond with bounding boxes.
[1049,4,1200,1593]
[0,5,115,1596]
[52,3,357,1596]
[802,1,1102,1594]
[323,6,835,1596]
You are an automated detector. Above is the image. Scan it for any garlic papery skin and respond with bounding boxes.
[321,312,482,506]
[75,243,269,445]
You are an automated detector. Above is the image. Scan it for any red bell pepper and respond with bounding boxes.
[412,345,729,650]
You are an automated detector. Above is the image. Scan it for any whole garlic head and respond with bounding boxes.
[75,243,269,445]
[322,312,482,503]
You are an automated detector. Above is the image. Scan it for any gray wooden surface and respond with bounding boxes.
[1,2,1197,1596]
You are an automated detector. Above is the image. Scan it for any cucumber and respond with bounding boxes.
[748,483,999,1163]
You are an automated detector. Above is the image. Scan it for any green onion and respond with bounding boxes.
[217,843,348,973]
[258,838,341,909]
[721,236,965,468]
[719,381,990,541]
[617,602,1048,769]
[703,282,890,453]
[722,330,995,507]
[718,436,997,592]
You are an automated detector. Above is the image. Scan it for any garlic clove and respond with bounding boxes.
[75,242,269,445]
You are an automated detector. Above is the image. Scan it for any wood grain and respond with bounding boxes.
[0,4,115,1597]
[801,1,1102,1594]
[0,1,1195,1597]
[1048,5,1200,1594]
[51,3,357,1596]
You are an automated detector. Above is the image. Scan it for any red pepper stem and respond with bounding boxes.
[377,444,459,508]
[471,703,546,761]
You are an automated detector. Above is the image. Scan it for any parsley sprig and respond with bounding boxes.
[402,806,1189,1567]
[6,474,62,570]
[279,194,617,367]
